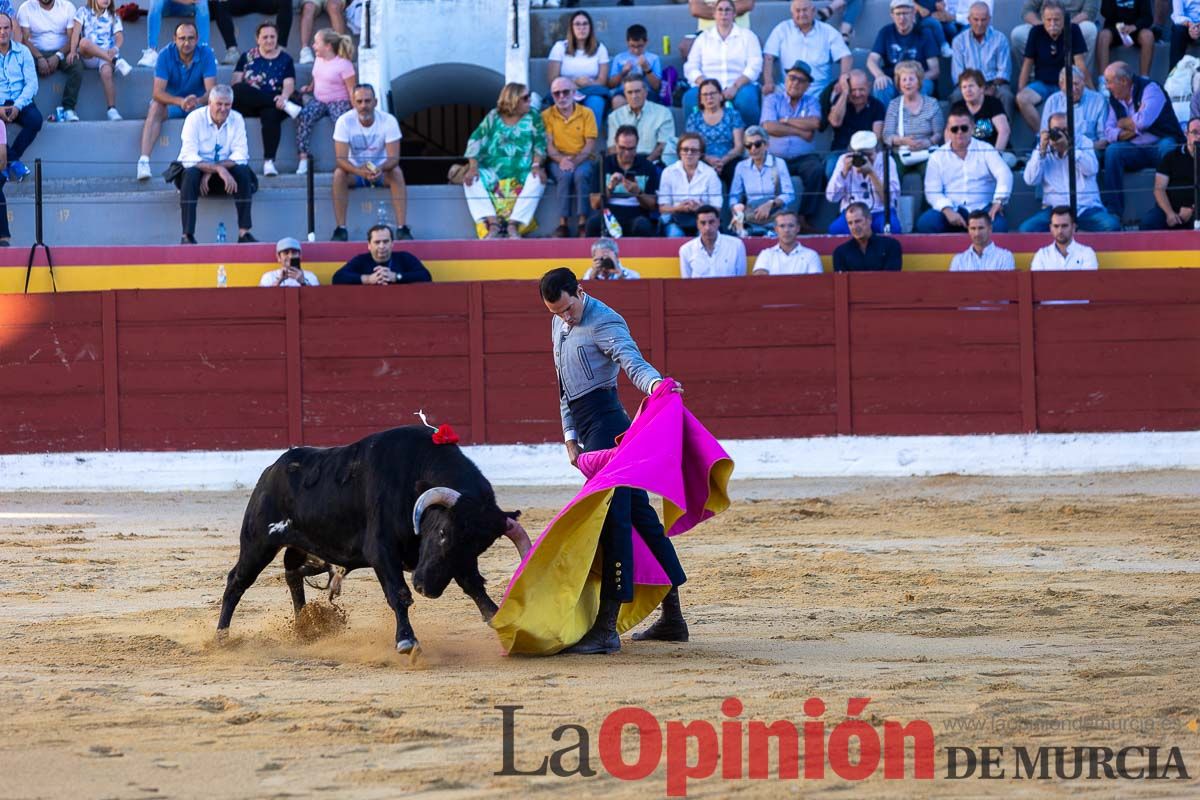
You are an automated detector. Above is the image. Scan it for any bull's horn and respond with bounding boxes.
[412,487,462,535]
[504,518,532,559]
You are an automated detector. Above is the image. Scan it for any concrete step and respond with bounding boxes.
[14,117,337,179]
[106,9,342,60]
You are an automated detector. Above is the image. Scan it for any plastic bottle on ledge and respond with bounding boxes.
[217,265,227,288]
[603,208,623,238]
[732,209,747,238]
[376,200,389,226]
[216,221,227,243]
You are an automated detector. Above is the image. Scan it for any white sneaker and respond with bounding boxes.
[295,158,309,175]
[136,156,151,181]
[137,48,157,68]
[299,46,314,65]
[61,109,79,122]
[263,159,278,176]
[940,43,953,59]
[114,57,132,76]
[221,46,240,66]
[106,107,122,121]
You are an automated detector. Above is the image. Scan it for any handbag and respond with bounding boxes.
[162,160,184,186]
[895,100,930,167]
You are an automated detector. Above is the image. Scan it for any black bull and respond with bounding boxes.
[216,426,532,653]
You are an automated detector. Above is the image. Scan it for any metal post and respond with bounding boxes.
[512,0,520,49]
[1193,138,1199,230]
[1063,23,1078,218]
[23,158,54,294]
[306,158,315,242]
[364,0,372,49]
[881,143,893,234]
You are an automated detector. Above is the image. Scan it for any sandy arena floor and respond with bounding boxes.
[1,473,1198,798]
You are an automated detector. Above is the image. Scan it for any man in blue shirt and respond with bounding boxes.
[331,224,432,285]
[868,0,940,103]
[833,202,903,271]
[136,21,218,180]
[0,13,39,181]
[761,60,823,232]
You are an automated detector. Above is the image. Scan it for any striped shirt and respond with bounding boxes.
[1040,88,1109,142]
[950,26,1011,85]
[949,241,1016,272]
[883,95,944,149]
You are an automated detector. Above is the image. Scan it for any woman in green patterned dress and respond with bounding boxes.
[462,83,548,238]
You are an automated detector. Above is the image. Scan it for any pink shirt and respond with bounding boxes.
[312,55,355,103]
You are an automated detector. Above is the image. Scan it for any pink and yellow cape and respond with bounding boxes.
[491,378,734,655]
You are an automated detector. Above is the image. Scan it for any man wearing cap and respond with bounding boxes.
[869,0,940,104]
[825,130,902,234]
[331,223,432,285]
[762,0,850,99]
[760,60,822,233]
[260,237,320,286]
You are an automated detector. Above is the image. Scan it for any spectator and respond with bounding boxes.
[658,132,723,236]
[175,84,256,244]
[679,0,756,62]
[231,21,295,178]
[547,10,609,126]
[825,130,902,234]
[137,0,209,68]
[730,125,795,236]
[882,60,944,177]
[19,0,83,122]
[687,77,745,185]
[135,22,216,181]
[607,24,662,110]
[832,201,903,271]
[679,203,747,278]
[760,60,822,232]
[1021,111,1120,230]
[950,3,1014,117]
[1041,65,1108,143]
[816,0,862,44]
[0,116,9,244]
[918,106,1011,232]
[606,75,674,163]
[213,0,292,66]
[820,68,886,178]
[868,0,939,104]
[1100,61,1180,218]
[260,236,319,286]
[954,0,993,24]
[331,84,410,242]
[589,124,658,237]
[958,69,1011,159]
[683,0,763,126]
[583,238,641,280]
[914,0,958,59]
[542,75,597,238]
[1097,0,1154,76]
[1030,206,1099,269]
[0,13,39,182]
[1012,0,1099,69]
[1171,0,1200,65]
[294,28,355,176]
[1016,0,1090,133]
[949,209,1016,270]
[762,0,850,99]
[752,209,823,274]
[462,82,546,240]
[298,0,345,65]
[331,223,432,285]
[1140,116,1200,229]
[69,0,131,121]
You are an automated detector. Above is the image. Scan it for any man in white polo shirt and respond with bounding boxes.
[949,209,1015,271]
[753,210,823,275]
[1030,206,1098,271]
[331,83,411,242]
[679,204,747,278]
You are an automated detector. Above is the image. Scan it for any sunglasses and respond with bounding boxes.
[746,140,765,149]
[520,93,531,101]
[949,124,971,134]
[679,147,701,154]
[552,89,573,97]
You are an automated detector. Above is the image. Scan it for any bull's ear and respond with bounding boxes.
[505,510,522,521]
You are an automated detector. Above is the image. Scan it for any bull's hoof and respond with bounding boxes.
[396,638,419,655]
[215,628,230,644]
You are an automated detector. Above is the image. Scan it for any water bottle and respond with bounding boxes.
[216,221,227,243]
[603,208,623,238]
[217,265,227,288]
[733,209,747,238]
[55,105,64,122]
[662,35,670,56]
[376,200,389,226]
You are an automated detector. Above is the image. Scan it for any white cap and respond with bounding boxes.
[890,0,915,8]
[850,130,878,151]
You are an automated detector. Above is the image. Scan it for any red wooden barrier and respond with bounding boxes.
[0,270,1197,454]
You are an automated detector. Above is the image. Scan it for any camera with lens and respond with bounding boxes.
[1047,127,1065,142]
[597,257,617,274]
[851,152,869,168]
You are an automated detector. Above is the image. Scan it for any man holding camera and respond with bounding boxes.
[825,130,901,234]
[583,238,641,280]
[259,237,320,286]
[917,105,1011,233]
[586,125,659,238]
[1020,112,1120,232]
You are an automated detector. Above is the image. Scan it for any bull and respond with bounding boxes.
[215,425,531,654]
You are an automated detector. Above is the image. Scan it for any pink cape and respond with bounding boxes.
[491,378,734,655]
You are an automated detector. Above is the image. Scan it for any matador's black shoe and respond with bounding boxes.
[631,587,689,642]
[562,590,621,654]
